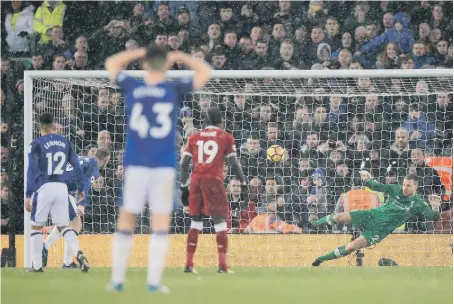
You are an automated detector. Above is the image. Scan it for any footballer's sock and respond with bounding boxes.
[112,230,133,284]
[31,231,43,269]
[63,237,76,266]
[186,221,202,268]
[319,245,349,262]
[214,223,228,270]
[311,214,335,227]
[60,227,80,256]
[44,226,62,250]
[147,231,169,286]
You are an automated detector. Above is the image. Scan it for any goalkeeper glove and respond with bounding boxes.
[181,186,189,207]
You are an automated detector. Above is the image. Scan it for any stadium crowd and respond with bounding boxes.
[0,1,453,235]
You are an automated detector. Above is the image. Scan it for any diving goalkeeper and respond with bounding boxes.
[310,172,442,266]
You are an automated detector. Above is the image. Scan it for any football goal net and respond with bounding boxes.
[24,69,453,268]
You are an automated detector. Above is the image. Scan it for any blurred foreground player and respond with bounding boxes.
[105,46,211,292]
[310,171,442,266]
[25,113,88,272]
[42,148,111,268]
[180,107,246,274]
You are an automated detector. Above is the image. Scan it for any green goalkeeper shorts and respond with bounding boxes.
[350,210,394,245]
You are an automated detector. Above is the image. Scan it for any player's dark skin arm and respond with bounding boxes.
[227,155,245,185]
[180,154,192,206]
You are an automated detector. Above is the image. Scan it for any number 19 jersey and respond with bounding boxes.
[183,126,236,182]
[116,71,194,168]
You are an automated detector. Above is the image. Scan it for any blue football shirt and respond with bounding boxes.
[26,134,83,198]
[116,71,194,168]
[64,156,100,206]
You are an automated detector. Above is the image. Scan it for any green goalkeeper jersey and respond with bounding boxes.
[366,180,441,227]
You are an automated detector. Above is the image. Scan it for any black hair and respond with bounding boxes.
[206,107,223,126]
[145,45,168,71]
[39,113,54,126]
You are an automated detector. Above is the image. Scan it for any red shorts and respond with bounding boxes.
[189,177,228,217]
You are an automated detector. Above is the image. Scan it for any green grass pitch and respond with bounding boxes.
[2,267,453,304]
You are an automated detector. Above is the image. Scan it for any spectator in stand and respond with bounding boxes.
[153,26,168,48]
[401,103,436,149]
[228,177,256,233]
[274,39,304,70]
[250,26,264,46]
[343,2,369,33]
[1,185,9,234]
[240,133,266,179]
[131,12,154,47]
[52,54,67,70]
[325,16,341,51]
[29,53,45,70]
[336,49,352,69]
[268,22,287,59]
[97,130,112,150]
[306,168,331,221]
[428,28,442,51]
[389,128,410,177]
[69,51,90,70]
[39,26,71,64]
[176,6,191,30]
[376,42,400,69]
[219,2,236,33]
[204,23,222,51]
[434,39,452,67]
[129,2,145,29]
[398,54,414,69]
[417,23,431,44]
[316,43,331,68]
[300,132,325,167]
[210,46,228,70]
[237,36,256,69]
[429,5,450,35]
[33,0,67,44]
[155,2,176,29]
[237,3,259,38]
[365,21,379,41]
[412,41,436,69]
[4,1,35,56]
[408,148,443,199]
[358,12,414,58]
[223,30,241,69]
[1,146,8,166]
[88,19,131,68]
[303,25,326,67]
[253,40,271,69]
[381,12,394,34]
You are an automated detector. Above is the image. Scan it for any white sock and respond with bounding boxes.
[63,240,74,266]
[44,226,61,250]
[60,227,80,256]
[111,231,133,285]
[147,232,169,286]
[31,231,43,269]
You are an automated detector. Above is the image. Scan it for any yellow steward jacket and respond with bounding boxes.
[34,1,66,44]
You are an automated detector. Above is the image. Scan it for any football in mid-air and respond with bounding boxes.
[267,145,285,162]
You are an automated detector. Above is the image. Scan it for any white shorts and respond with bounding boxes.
[123,166,176,215]
[31,182,69,226]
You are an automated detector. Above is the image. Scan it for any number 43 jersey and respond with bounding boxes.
[183,126,236,182]
[116,71,194,168]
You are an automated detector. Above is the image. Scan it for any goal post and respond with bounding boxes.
[24,69,453,268]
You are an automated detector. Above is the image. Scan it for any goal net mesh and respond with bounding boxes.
[30,72,453,267]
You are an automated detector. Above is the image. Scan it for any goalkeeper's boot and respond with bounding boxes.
[105,282,124,293]
[62,262,79,269]
[184,266,198,274]
[312,258,322,267]
[42,244,48,268]
[148,284,170,294]
[76,250,90,272]
[217,267,235,274]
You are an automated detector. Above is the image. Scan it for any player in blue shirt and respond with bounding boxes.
[25,113,89,272]
[42,147,111,268]
[104,46,211,292]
